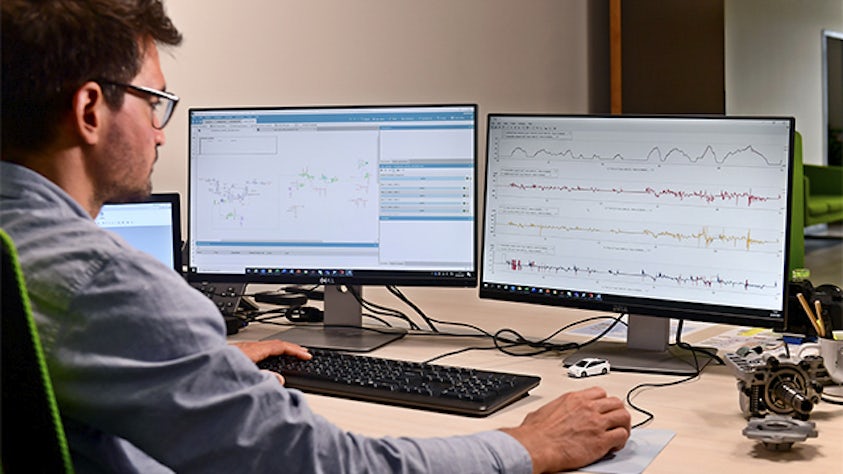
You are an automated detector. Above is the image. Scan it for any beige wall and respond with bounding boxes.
[725,0,843,165]
[154,0,597,208]
[155,1,843,214]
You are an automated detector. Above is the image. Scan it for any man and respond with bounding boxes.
[1,1,631,472]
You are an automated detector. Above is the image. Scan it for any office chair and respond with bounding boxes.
[1,229,74,473]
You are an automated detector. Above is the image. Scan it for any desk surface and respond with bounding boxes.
[231,287,843,473]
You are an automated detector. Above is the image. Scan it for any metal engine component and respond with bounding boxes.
[724,352,830,421]
[742,415,818,451]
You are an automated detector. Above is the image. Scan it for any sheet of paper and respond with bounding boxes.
[583,429,675,474]
[697,326,781,353]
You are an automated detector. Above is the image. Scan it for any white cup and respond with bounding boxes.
[819,337,843,384]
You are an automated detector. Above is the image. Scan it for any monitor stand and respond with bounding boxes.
[563,314,716,376]
[263,285,406,352]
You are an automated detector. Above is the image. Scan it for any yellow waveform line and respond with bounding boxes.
[505,221,775,250]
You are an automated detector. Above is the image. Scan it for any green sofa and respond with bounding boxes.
[803,163,843,227]
[788,132,843,275]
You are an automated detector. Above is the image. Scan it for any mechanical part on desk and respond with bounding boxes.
[725,349,831,450]
[725,351,830,420]
[742,415,818,451]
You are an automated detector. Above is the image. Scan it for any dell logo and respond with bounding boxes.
[319,277,335,285]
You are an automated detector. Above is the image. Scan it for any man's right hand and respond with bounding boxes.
[500,386,631,474]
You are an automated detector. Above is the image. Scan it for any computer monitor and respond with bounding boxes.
[187,104,477,351]
[96,192,183,273]
[480,114,795,375]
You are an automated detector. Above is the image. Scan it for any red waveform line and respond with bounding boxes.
[508,259,599,275]
[507,182,781,207]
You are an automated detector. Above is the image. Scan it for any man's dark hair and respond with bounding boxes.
[1,0,183,156]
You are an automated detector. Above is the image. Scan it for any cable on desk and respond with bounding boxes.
[624,319,705,429]
[386,285,439,332]
[672,319,725,367]
[417,314,625,364]
[347,286,421,330]
[821,394,843,405]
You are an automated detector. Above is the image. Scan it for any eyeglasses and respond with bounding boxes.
[97,80,179,129]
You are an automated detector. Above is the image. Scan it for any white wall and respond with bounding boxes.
[154,0,594,203]
[725,0,843,165]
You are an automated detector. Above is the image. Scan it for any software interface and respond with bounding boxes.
[96,200,178,271]
[481,115,793,326]
[188,105,476,283]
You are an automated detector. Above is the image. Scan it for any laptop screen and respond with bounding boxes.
[95,193,182,273]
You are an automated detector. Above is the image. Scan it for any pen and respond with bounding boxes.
[813,299,825,337]
[796,293,823,337]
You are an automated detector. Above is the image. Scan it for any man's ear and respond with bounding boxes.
[71,81,107,146]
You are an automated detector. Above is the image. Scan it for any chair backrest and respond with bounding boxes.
[1,229,74,473]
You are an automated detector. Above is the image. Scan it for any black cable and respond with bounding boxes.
[672,319,725,366]
[821,394,843,405]
[386,286,439,332]
[346,286,421,330]
[362,313,394,328]
[413,313,626,364]
[624,319,704,429]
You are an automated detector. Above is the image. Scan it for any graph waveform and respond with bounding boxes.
[505,144,781,166]
[504,221,778,250]
[506,182,781,207]
[506,259,775,291]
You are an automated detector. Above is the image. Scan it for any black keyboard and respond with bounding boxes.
[258,348,541,417]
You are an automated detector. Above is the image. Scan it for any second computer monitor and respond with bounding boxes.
[480,114,794,374]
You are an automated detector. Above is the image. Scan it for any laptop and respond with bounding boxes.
[95,193,183,273]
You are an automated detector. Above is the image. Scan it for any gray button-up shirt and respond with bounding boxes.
[0,161,531,473]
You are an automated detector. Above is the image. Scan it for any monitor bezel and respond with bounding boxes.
[185,103,479,288]
[478,113,794,331]
[102,192,183,273]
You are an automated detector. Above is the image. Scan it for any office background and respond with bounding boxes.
[155,0,842,196]
[154,0,842,285]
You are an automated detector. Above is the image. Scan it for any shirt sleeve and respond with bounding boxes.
[41,242,531,473]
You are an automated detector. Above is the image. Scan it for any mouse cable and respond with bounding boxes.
[625,320,705,429]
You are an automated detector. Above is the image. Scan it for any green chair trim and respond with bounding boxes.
[1,229,74,473]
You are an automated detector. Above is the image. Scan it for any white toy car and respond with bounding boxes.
[567,357,610,378]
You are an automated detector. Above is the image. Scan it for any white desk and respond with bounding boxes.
[231,287,843,473]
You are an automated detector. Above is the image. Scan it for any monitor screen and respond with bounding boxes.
[96,193,182,273]
[480,114,794,374]
[187,104,477,350]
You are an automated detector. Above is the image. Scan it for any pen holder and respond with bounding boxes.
[814,285,843,334]
[784,280,841,337]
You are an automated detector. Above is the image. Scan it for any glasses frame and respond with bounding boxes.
[97,79,180,129]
